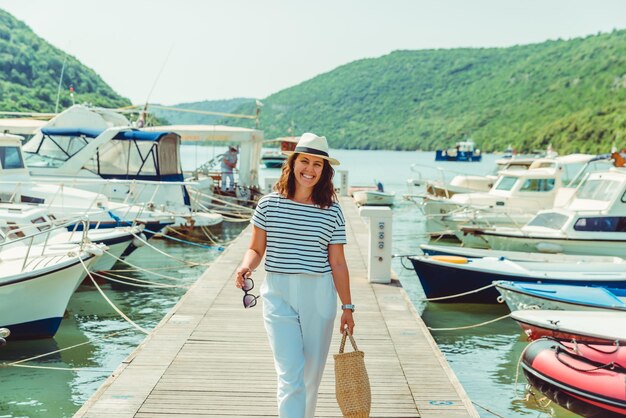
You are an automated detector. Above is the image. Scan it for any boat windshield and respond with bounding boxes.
[23,133,95,167]
[494,176,518,191]
[576,179,621,202]
[519,178,555,192]
[526,212,569,230]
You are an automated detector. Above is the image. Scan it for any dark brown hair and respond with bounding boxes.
[274,153,337,208]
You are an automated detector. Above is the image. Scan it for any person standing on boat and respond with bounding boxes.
[221,145,238,192]
[234,132,355,418]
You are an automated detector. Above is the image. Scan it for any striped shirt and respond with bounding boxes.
[251,192,347,274]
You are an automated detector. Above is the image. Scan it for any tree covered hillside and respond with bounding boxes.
[0,9,130,112]
[226,30,626,154]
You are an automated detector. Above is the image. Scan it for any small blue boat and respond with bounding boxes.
[495,281,626,312]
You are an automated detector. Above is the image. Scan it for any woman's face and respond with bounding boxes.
[293,153,325,191]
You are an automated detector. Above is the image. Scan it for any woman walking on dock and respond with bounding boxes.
[235,132,355,418]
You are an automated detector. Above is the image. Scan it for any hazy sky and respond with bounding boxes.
[1,0,626,105]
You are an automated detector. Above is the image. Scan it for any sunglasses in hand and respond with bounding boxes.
[242,277,258,309]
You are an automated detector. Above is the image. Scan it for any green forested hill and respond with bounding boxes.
[148,98,254,125]
[225,30,626,154]
[0,10,130,112]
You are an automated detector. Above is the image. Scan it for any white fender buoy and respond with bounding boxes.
[132,233,147,248]
[535,242,563,254]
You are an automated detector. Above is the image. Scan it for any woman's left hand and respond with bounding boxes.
[340,310,355,335]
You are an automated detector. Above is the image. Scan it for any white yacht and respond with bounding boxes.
[0,132,175,237]
[422,154,598,240]
[0,203,143,272]
[462,167,626,257]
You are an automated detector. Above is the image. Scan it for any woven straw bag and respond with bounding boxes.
[334,330,371,418]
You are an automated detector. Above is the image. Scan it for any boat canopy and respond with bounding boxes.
[24,127,182,179]
[40,127,173,142]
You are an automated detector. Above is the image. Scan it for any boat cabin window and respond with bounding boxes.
[574,217,626,232]
[0,146,25,169]
[526,212,569,230]
[23,133,95,168]
[494,176,518,191]
[577,179,620,202]
[519,178,555,192]
[31,216,50,231]
[2,222,25,239]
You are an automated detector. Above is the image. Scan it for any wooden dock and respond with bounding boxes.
[74,197,479,417]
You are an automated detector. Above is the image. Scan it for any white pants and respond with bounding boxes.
[261,272,337,418]
[221,171,234,191]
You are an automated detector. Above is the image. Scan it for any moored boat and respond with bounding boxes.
[353,190,395,206]
[419,243,622,263]
[261,136,298,168]
[462,167,626,257]
[0,236,105,339]
[435,139,482,162]
[408,255,626,303]
[511,309,626,344]
[522,339,626,417]
[495,281,626,312]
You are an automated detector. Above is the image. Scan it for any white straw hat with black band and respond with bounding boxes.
[282,132,340,166]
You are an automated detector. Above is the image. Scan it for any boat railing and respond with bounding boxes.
[0,179,188,220]
[0,219,90,273]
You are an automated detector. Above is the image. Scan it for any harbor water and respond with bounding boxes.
[0,146,578,417]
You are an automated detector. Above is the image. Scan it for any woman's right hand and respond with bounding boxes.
[235,266,252,288]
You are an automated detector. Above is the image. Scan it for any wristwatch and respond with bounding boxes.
[341,304,355,312]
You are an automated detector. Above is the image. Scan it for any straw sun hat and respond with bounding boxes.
[283,132,340,166]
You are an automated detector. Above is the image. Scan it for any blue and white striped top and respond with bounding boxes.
[251,192,347,274]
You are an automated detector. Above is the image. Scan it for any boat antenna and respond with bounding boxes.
[54,54,68,113]
[139,42,175,125]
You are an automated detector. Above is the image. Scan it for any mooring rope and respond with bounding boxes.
[101,249,188,281]
[80,257,150,334]
[1,329,133,372]
[147,227,224,250]
[92,271,190,289]
[421,283,497,301]
[130,231,210,267]
[427,313,511,331]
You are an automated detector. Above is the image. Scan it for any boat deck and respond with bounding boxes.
[74,197,478,417]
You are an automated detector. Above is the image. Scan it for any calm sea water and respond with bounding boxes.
[0,147,577,418]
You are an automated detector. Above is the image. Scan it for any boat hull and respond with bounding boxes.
[409,257,626,304]
[0,256,95,339]
[479,231,626,258]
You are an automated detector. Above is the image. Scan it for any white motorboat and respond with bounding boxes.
[0,132,176,239]
[353,190,395,206]
[19,105,225,228]
[422,154,601,240]
[261,136,298,168]
[510,310,626,344]
[0,228,105,339]
[0,203,143,272]
[462,167,626,257]
[409,157,535,199]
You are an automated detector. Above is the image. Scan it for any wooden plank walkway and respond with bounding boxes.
[74,197,478,417]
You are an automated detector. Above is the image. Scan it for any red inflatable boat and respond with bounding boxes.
[522,339,626,417]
